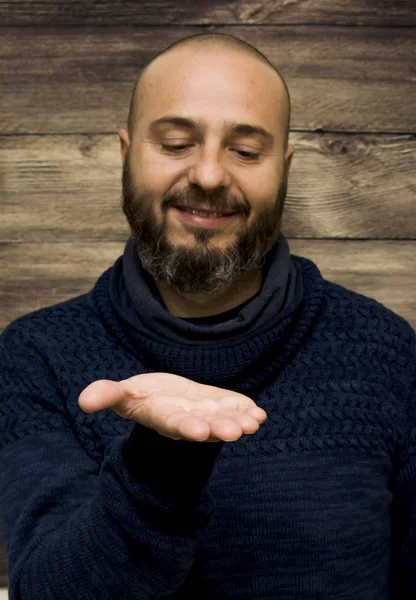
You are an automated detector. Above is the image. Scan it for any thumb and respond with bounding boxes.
[78,379,127,413]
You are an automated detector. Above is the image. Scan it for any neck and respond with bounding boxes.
[154,267,263,318]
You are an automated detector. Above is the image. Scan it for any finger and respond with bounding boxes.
[246,406,268,423]
[232,413,260,433]
[209,417,244,442]
[190,409,260,434]
[78,379,126,413]
[174,414,212,441]
[216,395,266,420]
[162,412,242,443]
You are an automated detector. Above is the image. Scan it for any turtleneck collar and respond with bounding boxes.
[121,233,299,339]
[92,234,325,396]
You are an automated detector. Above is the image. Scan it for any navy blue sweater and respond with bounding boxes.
[0,237,415,600]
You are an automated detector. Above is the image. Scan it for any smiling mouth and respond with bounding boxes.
[171,206,238,227]
[175,206,236,218]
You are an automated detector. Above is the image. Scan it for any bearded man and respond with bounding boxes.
[1,32,415,600]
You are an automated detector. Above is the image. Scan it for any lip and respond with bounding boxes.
[171,206,238,228]
[175,205,236,216]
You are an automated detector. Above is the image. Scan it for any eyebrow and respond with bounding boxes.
[149,116,275,146]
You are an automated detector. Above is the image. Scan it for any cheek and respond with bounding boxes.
[243,159,281,201]
[244,177,278,208]
[139,151,181,192]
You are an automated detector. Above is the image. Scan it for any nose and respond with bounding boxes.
[187,144,232,191]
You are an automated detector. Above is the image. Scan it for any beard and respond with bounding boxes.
[121,155,288,295]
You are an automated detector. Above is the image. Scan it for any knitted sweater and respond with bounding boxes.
[0,239,415,600]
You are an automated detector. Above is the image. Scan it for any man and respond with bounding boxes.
[0,32,415,600]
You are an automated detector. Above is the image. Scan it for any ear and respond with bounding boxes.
[285,145,294,171]
[119,129,130,165]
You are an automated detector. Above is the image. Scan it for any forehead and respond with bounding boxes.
[135,47,285,138]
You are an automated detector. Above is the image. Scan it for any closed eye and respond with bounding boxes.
[161,144,260,160]
[236,150,260,160]
[161,144,192,152]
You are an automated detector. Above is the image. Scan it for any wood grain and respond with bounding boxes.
[0,26,415,134]
[0,548,6,587]
[0,0,415,586]
[1,132,414,242]
[0,549,5,587]
[0,0,415,26]
[1,240,415,331]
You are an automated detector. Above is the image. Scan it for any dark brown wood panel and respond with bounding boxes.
[1,240,415,331]
[1,132,414,242]
[0,547,6,586]
[290,239,416,328]
[0,0,415,26]
[1,27,414,134]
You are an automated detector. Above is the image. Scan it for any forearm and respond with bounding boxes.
[4,427,223,600]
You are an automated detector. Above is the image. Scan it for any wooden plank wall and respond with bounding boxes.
[0,0,415,587]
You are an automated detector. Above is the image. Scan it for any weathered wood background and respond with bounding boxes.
[0,0,415,587]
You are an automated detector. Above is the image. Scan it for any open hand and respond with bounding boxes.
[78,372,267,443]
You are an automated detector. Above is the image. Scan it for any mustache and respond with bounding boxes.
[163,186,249,217]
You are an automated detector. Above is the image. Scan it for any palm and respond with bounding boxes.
[79,372,267,443]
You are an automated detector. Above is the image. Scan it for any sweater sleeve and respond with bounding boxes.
[390,326,416,598]
[0,326,224,600]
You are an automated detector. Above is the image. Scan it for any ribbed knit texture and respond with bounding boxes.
[0,247,415,600]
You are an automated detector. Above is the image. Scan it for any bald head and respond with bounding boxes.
[127,33,291,151]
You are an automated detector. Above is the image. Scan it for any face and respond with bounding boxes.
[120,47,293,294]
